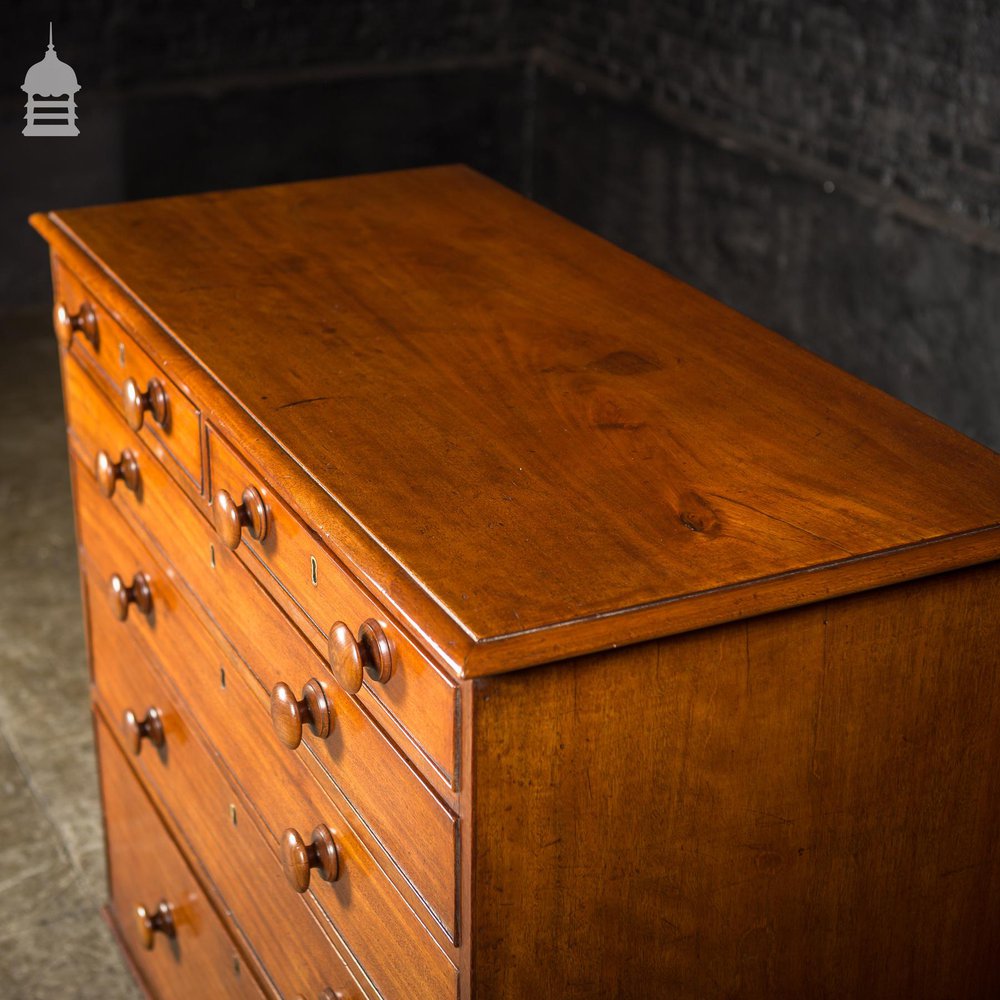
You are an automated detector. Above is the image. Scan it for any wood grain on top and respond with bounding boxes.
[34,165,1000,665]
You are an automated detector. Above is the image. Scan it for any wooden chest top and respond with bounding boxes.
[32,165,1000,675]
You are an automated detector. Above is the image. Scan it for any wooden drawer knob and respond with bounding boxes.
[123,376,168,431]
[270,679,331,749]
[122,707,164,756]
[212,487,269,550]
[281,825,339,893]
[135,900,174,950]
[54,301,98,349]
[108,572,152,621]
[95,448,140,498]
[327,620,392,694]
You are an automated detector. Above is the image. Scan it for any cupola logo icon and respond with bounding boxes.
[22,23,80,136]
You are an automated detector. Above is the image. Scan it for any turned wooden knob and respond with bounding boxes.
[327,620,392,694]
[212,487,269,550]
[135,900,174,950]
[54,301,98,349]
[123,376,168,431]
[95,448,140,498]
[122,707,165,756]
[281,825,339,893]
[270,679,331,749]
[108,572,152,621]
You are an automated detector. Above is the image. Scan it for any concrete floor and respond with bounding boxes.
[0,311,139,998]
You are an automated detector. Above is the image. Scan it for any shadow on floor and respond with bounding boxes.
[0,310,138,998]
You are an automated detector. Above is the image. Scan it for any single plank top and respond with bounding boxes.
[34,166,1000,673]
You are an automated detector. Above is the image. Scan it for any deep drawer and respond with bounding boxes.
[93,650,370,1000]
[86,561,458,1000]
[78,467,459,999]
[56,260,202,490]
[97,714,265,1000]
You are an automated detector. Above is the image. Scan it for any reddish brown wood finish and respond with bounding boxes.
[52,256,204,492]
[207,423,456,782]
[54,298,98,349]
[469,562,1000,998]
[74,448,460,951]
[36,167,1000,1000]
[281,826,340,893]
[96,447,140,498]
[63,350,457,794]
[270,679,331,750]
[32,167,1000,676]
[96,693,366,1000]
[122,706,164,756]
[86,559,457,1000]
[212,485,269,550]
[96,715,265,999]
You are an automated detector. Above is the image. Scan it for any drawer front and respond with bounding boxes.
[63,343,455,808]
[79,484,459,999]
[97,715,264,1000]
[56,263,202,490]
[93,652,369,1000]
[207,424,457,786]
[76,454,458,943]
[71,419,459,942]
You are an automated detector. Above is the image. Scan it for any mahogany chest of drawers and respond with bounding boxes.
[33,166,1000,998]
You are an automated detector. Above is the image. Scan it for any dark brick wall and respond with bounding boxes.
[2,1,525,306]
[4,1,519,92]
[533,0,1000,229]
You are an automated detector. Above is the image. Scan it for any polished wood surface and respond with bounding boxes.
[135,901,175,951]
[64,352,457,791]
[212,485,269,551]
[108,570,152,621]
[92,612,372,1000]
[123,375,168,432]
[54,298,97,349]
[122,706,164,756]
[38,168,1000,999]
[75,448,460,953]
[96,447,140,498]
[281,825,340,893]
[206,422,457,781]
[33,166,1000,676]
[270,679,332,750]
[328,620,392,695]
[96,715,265,999]
[469,562,1000,998]
[52,255,204,492]
[85,553,457,1000]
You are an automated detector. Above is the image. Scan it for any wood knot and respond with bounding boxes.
[677,491,721,537]
[589,350,662,376]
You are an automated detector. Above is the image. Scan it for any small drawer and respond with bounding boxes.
[96,715,265,1000]
[206,423,457,786]
[85,555,457,1000]
[74,452,459,945]
[55,261,202,490]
